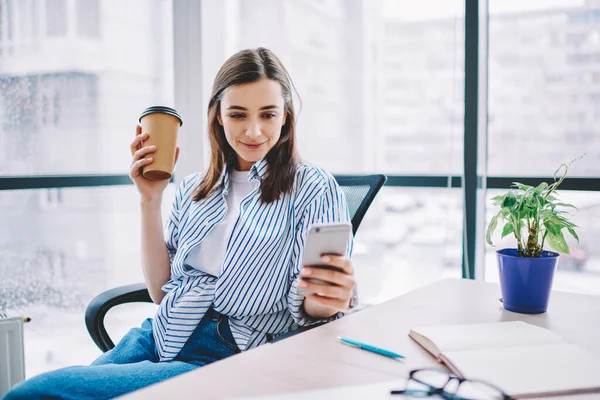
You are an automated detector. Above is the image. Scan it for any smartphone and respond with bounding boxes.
[301,222,352,286]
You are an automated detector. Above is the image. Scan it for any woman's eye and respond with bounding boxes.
[230,114,245,119]
[262,113,276,119]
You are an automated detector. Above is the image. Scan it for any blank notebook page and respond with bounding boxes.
[446,343,600,397]
[412,321,564,353]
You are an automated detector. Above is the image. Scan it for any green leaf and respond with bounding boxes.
[567,227,579,242]
[500,209,513,223]
[501,222,514,238]
[513,182,532,191]
[486,214,500,246]
[544,221,561,236]
[553,202,578,210]
[540,207,556,217]
[554,215,576,228]
[524,202,538,219]
[534,182,549,195]
[502,191,517,209]
[490,195,505,202]
[545,231,570,254]
[554,210,573,216]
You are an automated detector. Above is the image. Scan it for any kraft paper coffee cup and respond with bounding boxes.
[138,106,183,181]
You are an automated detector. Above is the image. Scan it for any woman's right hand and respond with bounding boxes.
[129,125,179,202]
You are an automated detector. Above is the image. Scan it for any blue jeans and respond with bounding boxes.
[3,308,240,400]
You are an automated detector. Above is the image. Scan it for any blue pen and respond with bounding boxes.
[337,336,405,360]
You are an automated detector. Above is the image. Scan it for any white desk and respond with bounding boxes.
[123,278,600,399]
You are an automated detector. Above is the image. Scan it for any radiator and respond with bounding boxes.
[0,313,25,396]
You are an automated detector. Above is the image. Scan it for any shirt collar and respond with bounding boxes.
[249,157,269,182]
[220,166,230,195]
[220,157,268,195]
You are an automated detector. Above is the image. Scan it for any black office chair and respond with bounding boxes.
[85,174,387,352]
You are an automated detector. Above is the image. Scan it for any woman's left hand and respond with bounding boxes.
[299,255,356,318]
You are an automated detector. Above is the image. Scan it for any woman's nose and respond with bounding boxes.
[245,120,261,139]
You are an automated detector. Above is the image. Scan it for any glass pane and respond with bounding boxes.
[46,0,67,37]
[488,1,600,176]
[200,0,464,175]
[382,1,465,175]
[0,184,175,377]
[75,0,100,38]
[353,187,463,304]
[484,189,600,295]
[0,0,174,176]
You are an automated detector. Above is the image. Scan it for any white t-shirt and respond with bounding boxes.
[183,168,257,276]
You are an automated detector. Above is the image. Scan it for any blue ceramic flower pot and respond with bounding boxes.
[496,248,559,314]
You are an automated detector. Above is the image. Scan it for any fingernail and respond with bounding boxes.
[147,158,153,162]
[150,145,156,149]
[321,256,331,263]
[299,280,307,288]
[302,268,311,276]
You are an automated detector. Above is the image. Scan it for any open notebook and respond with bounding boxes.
[409,321,600,398]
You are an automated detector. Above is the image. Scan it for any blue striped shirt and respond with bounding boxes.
[152,158,355,361]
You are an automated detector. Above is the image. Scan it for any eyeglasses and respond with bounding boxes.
[390,368,512,400]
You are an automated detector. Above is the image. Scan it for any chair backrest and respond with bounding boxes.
[333,174,387,235]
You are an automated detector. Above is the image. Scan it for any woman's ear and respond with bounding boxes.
[281,112,287,127]
[217,113,223,126]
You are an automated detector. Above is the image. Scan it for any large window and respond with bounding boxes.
[0,0,174,377]
[0,0,174,176]
[488,0,600,177]
[487,0,600,291]
[0,185,174,377]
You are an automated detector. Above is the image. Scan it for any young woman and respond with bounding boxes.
[4,47,357,400]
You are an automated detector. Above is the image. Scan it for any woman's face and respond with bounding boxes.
[218,78,287,171]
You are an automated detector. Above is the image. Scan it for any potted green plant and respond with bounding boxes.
[486,157,581,314]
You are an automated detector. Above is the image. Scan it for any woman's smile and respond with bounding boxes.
[240,141,267,150]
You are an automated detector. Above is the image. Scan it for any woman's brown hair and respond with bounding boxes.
[192,47,299,203]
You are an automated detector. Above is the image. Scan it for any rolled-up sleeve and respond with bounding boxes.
[287,174,357,327]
